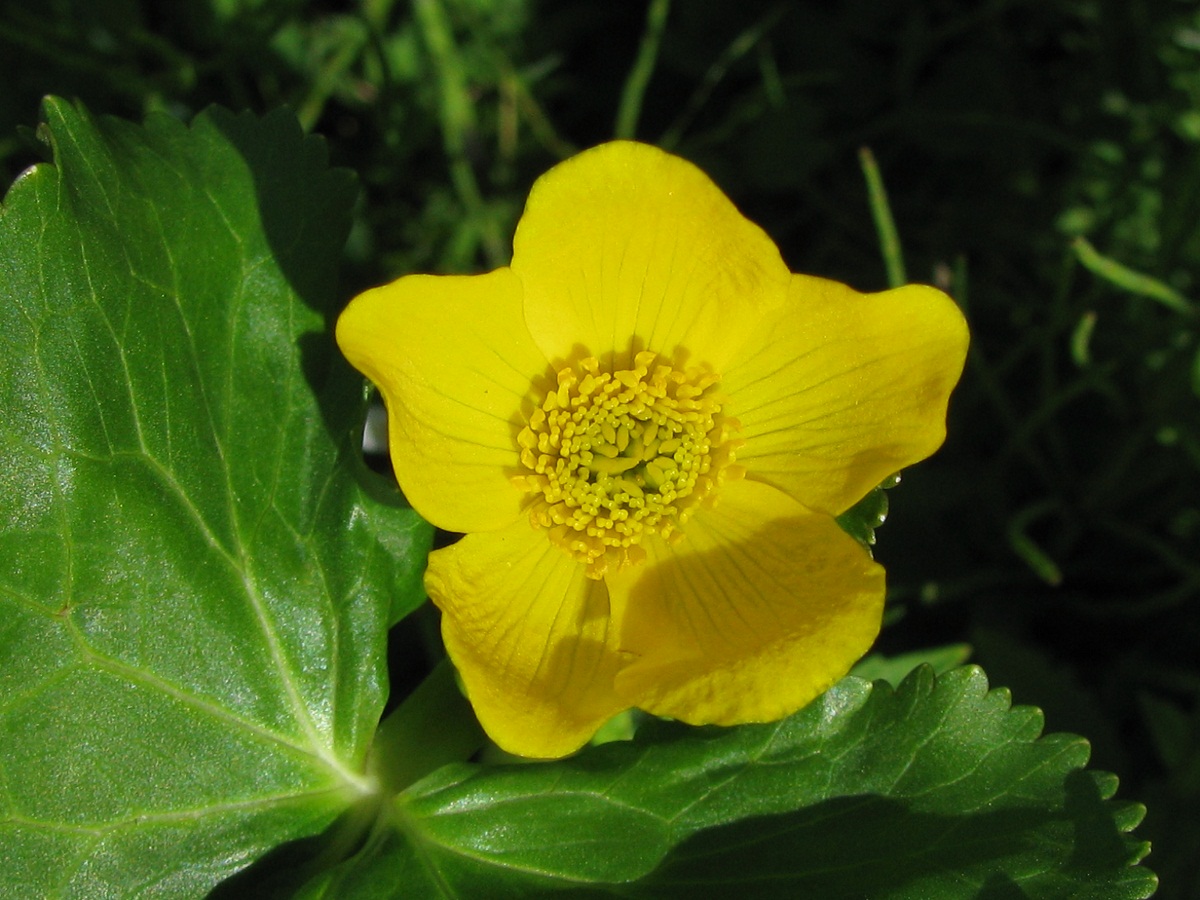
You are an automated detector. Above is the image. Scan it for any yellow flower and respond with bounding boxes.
[337,141,968,759]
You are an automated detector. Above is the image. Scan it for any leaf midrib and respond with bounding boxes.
[25,134,358,791]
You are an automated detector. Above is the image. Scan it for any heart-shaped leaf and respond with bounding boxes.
[0,99,431,897]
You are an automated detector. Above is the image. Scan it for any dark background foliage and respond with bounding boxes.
[4,0,1197,895]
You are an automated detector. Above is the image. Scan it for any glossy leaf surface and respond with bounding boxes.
[307,667,1155,899]
[0,99,431,897]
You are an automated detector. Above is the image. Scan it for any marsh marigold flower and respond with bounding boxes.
[337,141,968,758]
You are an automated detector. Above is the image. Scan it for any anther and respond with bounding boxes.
[514,351,743,578]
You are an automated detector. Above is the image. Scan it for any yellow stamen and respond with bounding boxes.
[514,350,743,577]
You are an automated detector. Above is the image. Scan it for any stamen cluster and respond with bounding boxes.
[514,350,742,577]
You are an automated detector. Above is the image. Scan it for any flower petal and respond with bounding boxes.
[336,268,548,533]
[425,520,626,759]
[607,479,884,725]
[511,141,790,370]
[723,275,969,516]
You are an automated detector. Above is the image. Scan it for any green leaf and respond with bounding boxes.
[0,98,431,896]
[851,642,973,685]
[836,472,897,548]
[303,666,1155,899]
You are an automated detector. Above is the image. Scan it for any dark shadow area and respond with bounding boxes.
[630,771,1143,899]
[0,0,313,186]
[207,799,379,900]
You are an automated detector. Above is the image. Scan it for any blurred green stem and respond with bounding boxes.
[499,64,578,160]
[615,0,671,140]
[370,658,486,795]
[659,4,787,149]
[1007,501,1063,586]
[414,0,507,267]
[1071,236,1195,316]
[363,0,398,28]
[297,24,369,131]
[859,147,907,288]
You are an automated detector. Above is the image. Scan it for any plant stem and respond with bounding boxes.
[859,146,907,289]
[369,657,486,795]
[414,0,507,267]
[615,0,671,140]
[1071,236,1195,316]
[659,4,787,150]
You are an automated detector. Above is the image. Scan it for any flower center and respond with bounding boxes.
[514,350,743,578]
